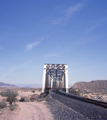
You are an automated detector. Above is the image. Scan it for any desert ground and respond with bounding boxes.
[0,87,54,120]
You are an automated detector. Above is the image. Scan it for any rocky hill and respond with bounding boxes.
[0,82,16,87]
[71,80,107,92]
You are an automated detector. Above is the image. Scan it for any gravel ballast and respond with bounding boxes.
[45,92,107,120]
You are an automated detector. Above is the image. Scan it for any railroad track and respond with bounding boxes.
[46,91,107,120]
[53,90,107,108]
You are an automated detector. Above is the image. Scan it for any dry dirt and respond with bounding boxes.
[0,88,54,120]
[12,101,53,120]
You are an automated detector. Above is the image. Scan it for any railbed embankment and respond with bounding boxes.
[45,92,107,120]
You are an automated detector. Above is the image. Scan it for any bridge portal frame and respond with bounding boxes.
[42,64,68,93]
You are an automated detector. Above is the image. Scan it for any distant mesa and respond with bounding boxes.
[14,83,42,88]
[0,82,16,87]
[0,82,41,88]
[71,80,107,92]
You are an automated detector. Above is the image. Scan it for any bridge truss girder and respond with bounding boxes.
[42,64,68,93]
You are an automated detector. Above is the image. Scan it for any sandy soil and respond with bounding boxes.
[12,101,54,120]
[16,90,40,100]
[0,95,4,101]
[0,88,54,120]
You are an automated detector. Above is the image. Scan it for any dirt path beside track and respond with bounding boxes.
[12,101,54,120]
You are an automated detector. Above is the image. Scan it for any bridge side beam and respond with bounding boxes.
[65,65,68,93]
[42,65,47,93]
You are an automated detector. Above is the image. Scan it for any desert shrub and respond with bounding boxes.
[1,89,18,105]
[19,96,30,102]
[0,101,7,108]
[32,90,35,93]
[69,89,80,96]
[9,105,15,110]
[19,97,25,102]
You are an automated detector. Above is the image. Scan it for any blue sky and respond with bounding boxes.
[0,0,107,85]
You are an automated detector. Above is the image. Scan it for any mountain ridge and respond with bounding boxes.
[71,80,107,92]
[0,82,16,87]
[0,82,41,88]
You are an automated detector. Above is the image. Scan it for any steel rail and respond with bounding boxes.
[52,90,107,108]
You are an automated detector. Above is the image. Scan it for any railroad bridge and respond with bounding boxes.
[40,64,107,120]
[42,64,68,93]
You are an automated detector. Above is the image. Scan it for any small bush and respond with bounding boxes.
[19,96,30,102]
[0,101,7,108]
[32,90,35,93]
[9,105,15,111]
[69,89,80,96]
[1,89,18,105]
[19,97,25,102]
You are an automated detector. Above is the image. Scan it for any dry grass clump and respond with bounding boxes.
[9,105,15,110]
[0,101,7,108]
